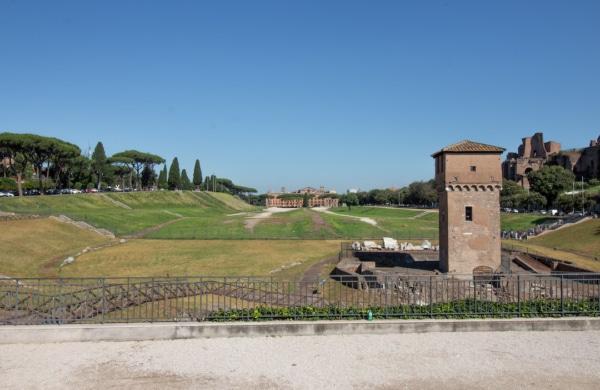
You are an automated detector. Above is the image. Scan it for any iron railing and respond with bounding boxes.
[1,274,599,325]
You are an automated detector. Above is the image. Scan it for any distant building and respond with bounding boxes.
[266,186,339,208]
[433,140,504,274]
[502,132,561,188]
[503,132,600,187]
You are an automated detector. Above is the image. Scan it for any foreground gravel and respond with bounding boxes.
[2,330,600,389]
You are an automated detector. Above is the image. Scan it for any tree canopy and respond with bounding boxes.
[193,160,202,189]
[168,157,181,190]
[528,165,575,206]
[112,150,164,190]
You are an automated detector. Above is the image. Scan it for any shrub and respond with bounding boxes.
[0,177,17,192]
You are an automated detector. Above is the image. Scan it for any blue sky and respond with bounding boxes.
[1,1,599,193]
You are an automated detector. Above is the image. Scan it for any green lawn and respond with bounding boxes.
[0,194,574,240]
[0,191,249,235]
[500,213,559,231]
[527,218,600,258]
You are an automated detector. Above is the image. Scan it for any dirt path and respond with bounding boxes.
[244,208,295,231]
[411,210,437,219]
[299,255,339,284]
[124,217,187,239]
[312,207,380,227]
[308,210,336,235]
[5,331,600,389]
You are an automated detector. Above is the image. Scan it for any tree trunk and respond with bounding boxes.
[16,172,23,196]
[37,163,44,194]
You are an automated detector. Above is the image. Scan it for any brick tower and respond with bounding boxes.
[432,140,505,274]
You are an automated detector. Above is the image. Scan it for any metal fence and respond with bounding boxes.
[1,274,599,325]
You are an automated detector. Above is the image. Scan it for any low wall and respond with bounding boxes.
[2,318,599,344]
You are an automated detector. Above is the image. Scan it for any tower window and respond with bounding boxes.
[465,206,473,221]
[470,166,477,172]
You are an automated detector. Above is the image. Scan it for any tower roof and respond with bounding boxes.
[431,140,505,157]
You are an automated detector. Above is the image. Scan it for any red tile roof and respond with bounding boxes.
[432,140,505,157]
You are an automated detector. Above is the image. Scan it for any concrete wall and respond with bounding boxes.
[2,318,600,344]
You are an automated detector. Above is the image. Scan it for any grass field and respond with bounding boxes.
[58,239,340,279]
[0,191,250,235]
[500,213,559,231]
[1,194,559,239]
[0,218,114,277]
[503,218,600,270]
[522,218,599,258]
[3,193,593,279]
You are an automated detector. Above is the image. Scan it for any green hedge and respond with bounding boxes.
[205,299,600,321]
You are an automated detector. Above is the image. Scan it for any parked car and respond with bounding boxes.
[0,191,15,197]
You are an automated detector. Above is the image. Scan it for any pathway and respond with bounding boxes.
[2,331,600,389]
[312,207,380,227]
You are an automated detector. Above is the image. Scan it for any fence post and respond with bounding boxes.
[101,278,106,324]
[15,279,19,314]
[384,275,388,319]
[560,275,564,317]
[429,276,433,319]
[517,275,521,317]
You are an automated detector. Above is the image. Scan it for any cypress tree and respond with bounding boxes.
[158,164,168,189]
[181,169,192,190]
[193,159,202,190]
[168,157,181,190]
[91,142,108,190]
[141,165,156,189]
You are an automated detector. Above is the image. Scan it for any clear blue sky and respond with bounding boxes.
[1,1,599,193]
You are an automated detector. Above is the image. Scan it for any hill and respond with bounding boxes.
[0,218,114,277]
[527,218,600,258]
[503,218,600,271]
[0,191,255,236]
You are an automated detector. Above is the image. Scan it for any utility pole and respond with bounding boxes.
[581,176,585,215]
[572,181,575,214]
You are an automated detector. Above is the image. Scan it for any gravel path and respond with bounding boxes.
[2,330,600,389]
[312,207,379,227]
[244,207,295,230]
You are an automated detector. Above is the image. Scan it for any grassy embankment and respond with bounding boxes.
[0,218,114,277]
[0,191,249,236]
[503,218,600,270]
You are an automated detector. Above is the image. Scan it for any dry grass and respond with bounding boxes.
[503,241,600,272]
[59,239,341,279]
[0,218,113,277]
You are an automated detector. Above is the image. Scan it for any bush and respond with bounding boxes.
[0,177,17,192]
[204,299,600,322]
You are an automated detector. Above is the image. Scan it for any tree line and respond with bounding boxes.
[0,132,256,196]
[501,165,598,212]
[338,180,438,209]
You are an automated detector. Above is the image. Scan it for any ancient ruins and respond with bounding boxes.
[503,132,600,187]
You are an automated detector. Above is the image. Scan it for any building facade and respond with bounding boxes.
[503,132,600,187]
[433,140,504,274]
[265,186,339,208]
[502,132,561,188]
